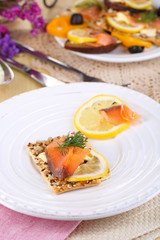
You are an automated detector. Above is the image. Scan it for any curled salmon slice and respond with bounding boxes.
[85,28,116,46]
[99,104,141,125]
[45,138,90,179]
[96,33,115,46]
[77,6,101,21]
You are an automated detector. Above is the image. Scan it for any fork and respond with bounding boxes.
[14,40,130,87]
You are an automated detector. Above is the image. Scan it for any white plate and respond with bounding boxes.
[0,83,160,220]
[55,1,160,63]
[56,37,160,63]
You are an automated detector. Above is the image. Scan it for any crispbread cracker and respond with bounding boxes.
[27,137,107,194]
[133,31,160,46]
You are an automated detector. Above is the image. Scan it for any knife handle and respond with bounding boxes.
[0,55,30,73]
[0,55,47,86]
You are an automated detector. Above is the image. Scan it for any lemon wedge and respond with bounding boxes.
[74,95,130,139]
[66,149,110,182]
[67,29,97,44]
[107,16,144,33]
[124,0,153,10]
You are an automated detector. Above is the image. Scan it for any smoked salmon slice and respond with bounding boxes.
[95,32,115,46]
[77,6,101,21]
[45,137,90,179]
[85,28,116,46]
[99,104,141,125]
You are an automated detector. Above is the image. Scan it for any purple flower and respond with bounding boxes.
[0,34,20,59]
[1,6,20,21]
[0,24,8,37]
[22,1,41,21]
[31,16,46,37]
[1,1,46,36]
[0,0,46,59]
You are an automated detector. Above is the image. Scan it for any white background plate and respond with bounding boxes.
[0,83,160,220]
[56,37,160,63]
[55,1,160,63]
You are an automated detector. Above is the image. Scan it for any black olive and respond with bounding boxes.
[71,13,83,25]
[157,8,160,17]
[105,30,111,35]
[128,46,144,54]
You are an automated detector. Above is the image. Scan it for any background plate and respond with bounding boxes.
[56,37,160,63]
[0,83,160,220]
[55,1,160,63]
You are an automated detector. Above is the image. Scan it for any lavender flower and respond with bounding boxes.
[0,34,20,59]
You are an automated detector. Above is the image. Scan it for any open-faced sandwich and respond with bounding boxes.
[46,0,160,54]
[27,131,110,194]
[103,0,151,13]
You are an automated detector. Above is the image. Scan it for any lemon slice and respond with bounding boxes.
[107,16,144,33]
[66,149,110,182]
[67,29,97,44]
[74,94,130,139]
[124,0,152,9]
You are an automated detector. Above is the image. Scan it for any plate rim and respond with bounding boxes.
[55,36,160,63]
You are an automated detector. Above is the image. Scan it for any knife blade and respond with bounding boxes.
[14,40,97,81]
[13,41,131,87]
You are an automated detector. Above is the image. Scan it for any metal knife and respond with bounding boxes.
[0,54,64,87]
[14,40,106,83]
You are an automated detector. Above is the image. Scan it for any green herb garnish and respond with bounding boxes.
[136,10,158,24]
[55,131,88,155]
[0,64,5,70]
[75,0,102,10]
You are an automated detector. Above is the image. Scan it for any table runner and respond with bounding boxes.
[0,0,160,239]
[0,205,80,240]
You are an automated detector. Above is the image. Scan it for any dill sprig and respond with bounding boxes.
[55,131,88,156]
[136,10,158,24]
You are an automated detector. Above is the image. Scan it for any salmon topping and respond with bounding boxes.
[100,104,141,125]
[86,28,116,46]
[45,133,90,179]
[77,6,101,21]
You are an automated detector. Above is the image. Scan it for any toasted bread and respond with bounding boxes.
[27,136,110,194]
[104,0,145,13]
[65,40,118,53]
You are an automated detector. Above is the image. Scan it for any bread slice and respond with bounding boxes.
[27,137,109,194]
[104,0,145,13]
[65,40,118,53]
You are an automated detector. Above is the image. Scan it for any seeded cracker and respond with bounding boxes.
[27,136,103,194]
